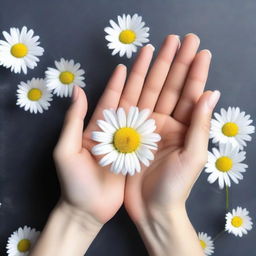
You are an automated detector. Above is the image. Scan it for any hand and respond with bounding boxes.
[53,68,129,225]
[31,62,130,256]
[121,34,220,255]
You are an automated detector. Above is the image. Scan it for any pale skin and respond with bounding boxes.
[30,33,220,256]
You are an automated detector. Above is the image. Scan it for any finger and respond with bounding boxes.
[55,86,88,154]
[137,35,180,111]
[118,44,154,111]
[154,33,200,115]
[173,50,212,125]
[183,90,220,158]
[85,64,127,133]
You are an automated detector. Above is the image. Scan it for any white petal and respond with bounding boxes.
[117,107,126,128]
[99,150,118,166]
[137,119,156,134]
[103,109,119,129]
[91,131,113,143]
[134,108,151,128]
[97,119,116,134]
[127,106,139,127]
[91,143,114,155]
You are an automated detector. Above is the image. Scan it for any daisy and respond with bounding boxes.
[6,226,40,256]
[210,107,255,150]
[225,206,253,237]
[104,13,150,58]
[91,107,161,175]
[16,78,53,114]
[205,143,247,189]
[198,232,214,255]
[45,58,85,97]
[0,26,44,74]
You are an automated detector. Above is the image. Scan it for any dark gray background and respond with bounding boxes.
[0,0,255,255]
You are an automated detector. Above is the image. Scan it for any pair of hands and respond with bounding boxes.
[53,33,220,248]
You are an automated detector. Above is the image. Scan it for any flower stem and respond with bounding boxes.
[213,185,229,242]
[213,229,225,241]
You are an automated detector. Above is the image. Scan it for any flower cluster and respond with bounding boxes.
[0,26,86,114]
[0,15,149,115]
[198,107,255,255]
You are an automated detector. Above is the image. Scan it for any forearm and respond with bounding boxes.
[30,199,102,256]
[136,204,204,256]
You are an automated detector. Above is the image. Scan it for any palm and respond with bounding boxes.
[125,112,193,221]
[59,144,125,223]
[75,130,125,223]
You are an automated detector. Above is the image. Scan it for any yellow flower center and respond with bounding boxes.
[119,29,136,44]
[222,122,239,137]
[27,88,42,101]
[231,216,243,227]
[113,127,140,153]
[17,239,31,252]
[10,43,28,58]
[200,239,206,249]
[215,156,233,172]
[59,71,75,84]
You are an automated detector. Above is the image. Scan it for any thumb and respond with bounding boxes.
[55,85,88,155]
[184,90,220,162]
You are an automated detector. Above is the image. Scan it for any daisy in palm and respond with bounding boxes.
[105,13,150,58]
[0,26,44,74]
[91,106,161,175]
[45,58,85,97]
[205,143,247,189]
[225,206,253,237]
[210,107,255,150]
[198,232,214,256]
[16,78,53,114]
[6,226,40,256]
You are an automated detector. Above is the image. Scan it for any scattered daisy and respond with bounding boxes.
[0,26,44,74]
[91,106,161,175]
[45,58,85,97]
[104,13,150,58]
[16,78,53,114]
[198,232,214,255]
[210,107,255,150]
[6,225,40,256]
[205,143,247,189]
[225,206,253,237]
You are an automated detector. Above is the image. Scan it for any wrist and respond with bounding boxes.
[136,203,200,256]
[30,199,103,256]
[56,198,103,233]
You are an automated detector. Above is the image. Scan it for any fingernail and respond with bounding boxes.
[204,49,212,58]
[175,35,181,48]
[184,33,200,43]
[185,32,197,37]
[208,90,220,108]
[175,35,180,40]
[72,85,79,102]
[146,43,155,51]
